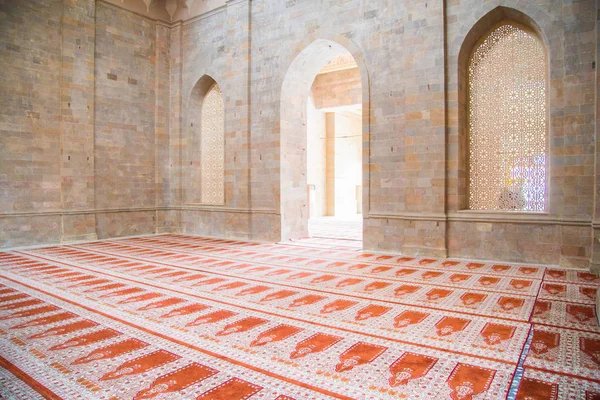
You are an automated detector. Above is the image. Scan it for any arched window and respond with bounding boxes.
[200,83,225,204]
[468,23,547,211]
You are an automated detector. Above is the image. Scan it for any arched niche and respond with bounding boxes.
[187,74,225,205]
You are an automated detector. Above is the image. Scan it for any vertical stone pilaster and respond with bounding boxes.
[168,22,182,232]
[225,0,251,237]
[93,2,158,239]
[591,0,600,275]
[558,0,596,269]
[325,112,335,216]
[155,22,171,233]
[400,0,447,256]
[60,0,97,242]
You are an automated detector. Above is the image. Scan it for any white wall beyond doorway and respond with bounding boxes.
[307,102,362,220]
[332,109,362,218]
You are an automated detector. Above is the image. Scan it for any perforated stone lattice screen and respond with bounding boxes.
[468,23,547,212]
[200,83,225,205]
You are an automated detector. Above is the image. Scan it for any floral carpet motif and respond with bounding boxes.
[0,234,598,399]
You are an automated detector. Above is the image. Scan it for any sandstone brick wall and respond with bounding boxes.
[154,23,172,233]
[0,1,167,245]
[94,2,158,238]
[311,68,362,109]
[59,0,97,243]
[592,0,600,274]
[0,0,598,270]
[1,0,75,246]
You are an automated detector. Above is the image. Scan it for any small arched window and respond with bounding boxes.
[200,83,225,204]
[468,23,547,211]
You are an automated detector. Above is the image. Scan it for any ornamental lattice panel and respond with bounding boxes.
[200,83,225,205]
[468,23,547,211]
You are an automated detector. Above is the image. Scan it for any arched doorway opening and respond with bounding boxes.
[280,39,368,244]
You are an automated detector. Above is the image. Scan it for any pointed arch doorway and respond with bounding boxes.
[279,39,368,245]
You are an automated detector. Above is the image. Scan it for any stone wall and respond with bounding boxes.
[0,0,167,246]
[591,0,600,274]
[94,2,158,238]
[1,0,599,270]
[311,67,362,109]
[0,0,86,247]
